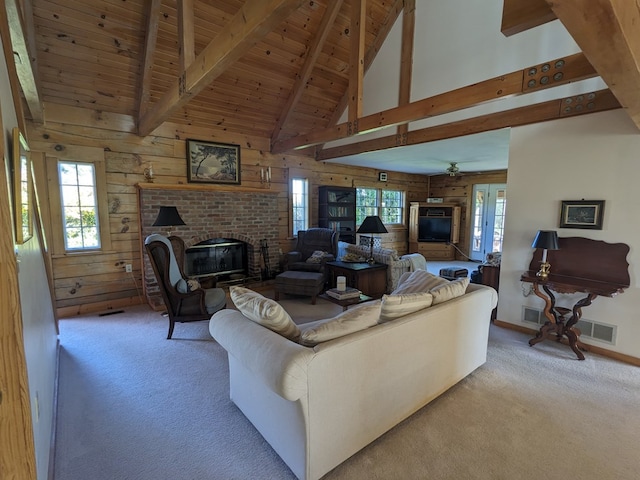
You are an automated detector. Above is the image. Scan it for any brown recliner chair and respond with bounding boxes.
[284,228,339,275]
[145,234,226,339]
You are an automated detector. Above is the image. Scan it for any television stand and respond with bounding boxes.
[409,202,461,260]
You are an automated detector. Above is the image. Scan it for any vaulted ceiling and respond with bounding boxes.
[5,0,640,174]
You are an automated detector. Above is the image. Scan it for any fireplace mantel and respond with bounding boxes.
[137,182,279,194]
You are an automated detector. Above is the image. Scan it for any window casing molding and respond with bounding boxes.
[290,177,309,236]
[46,148,112,256]
[356,187,404,226]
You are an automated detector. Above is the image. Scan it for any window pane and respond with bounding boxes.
[59,163,77,185]
[381,190,403,224]
[83,227,100,248]
[65,228,83,248]
[356,188,378,224]
[62,185,80,207]
[291,178,308,236]
[77,164,94,183]
[64,210,81,228]
[78,186,95,206]
[59,161,100,250]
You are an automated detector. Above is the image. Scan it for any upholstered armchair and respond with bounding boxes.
[285,228,339,274]
[144,234,226,339]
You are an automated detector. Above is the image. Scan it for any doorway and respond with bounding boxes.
[469,184,506,262]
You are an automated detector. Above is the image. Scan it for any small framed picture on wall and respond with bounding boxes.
[559,200,605,229]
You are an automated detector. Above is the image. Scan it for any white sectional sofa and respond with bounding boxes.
[209,282,497,480]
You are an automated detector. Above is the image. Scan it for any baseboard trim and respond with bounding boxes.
[47,339,60,480]
[494,319,640,367]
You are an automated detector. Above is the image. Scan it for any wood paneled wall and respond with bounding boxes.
[27,103,429,316]
[428,170,509,260]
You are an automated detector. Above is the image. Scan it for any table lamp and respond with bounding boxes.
[531,230,559,279]
[357,216,388,264]
[153,206,186,236]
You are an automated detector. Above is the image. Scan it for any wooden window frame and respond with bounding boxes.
[46,149,112,256]
[290,177,309,237]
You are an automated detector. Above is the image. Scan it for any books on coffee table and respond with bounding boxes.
[325,287,361,300]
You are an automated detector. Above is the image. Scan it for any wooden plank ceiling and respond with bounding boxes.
[13,0,640,160]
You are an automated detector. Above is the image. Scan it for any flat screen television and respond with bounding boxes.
[418,217,451,242]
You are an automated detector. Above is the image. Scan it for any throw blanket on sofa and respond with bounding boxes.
[402,253,427,272]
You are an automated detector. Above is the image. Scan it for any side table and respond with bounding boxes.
[325,261,388,298]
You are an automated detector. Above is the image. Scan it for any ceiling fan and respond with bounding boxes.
[445,162,461,176]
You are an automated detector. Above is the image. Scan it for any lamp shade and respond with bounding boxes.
[357,216,388,234]
[152,206,186,227]
[531,230,559,250]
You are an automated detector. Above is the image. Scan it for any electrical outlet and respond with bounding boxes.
[125,264,132,273]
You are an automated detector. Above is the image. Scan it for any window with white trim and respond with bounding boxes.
[356,188,404,225]
[291,178,309,236]
[59,161,100,250]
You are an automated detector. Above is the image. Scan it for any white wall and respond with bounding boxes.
[499,109,640,358]
[1,33,58,480]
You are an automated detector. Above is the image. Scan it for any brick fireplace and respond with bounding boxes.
[139,185,279,309]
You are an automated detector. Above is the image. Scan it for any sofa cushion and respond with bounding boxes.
[299,300,381,346]
[230,286,301,341]
[379,291,434,323]
[430,277,470,305]
[392,270,448,294]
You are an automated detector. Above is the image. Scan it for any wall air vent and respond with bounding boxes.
[521,306,616,344]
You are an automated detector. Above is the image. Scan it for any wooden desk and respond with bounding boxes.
[521,237,629,360]
[326,261,388,299]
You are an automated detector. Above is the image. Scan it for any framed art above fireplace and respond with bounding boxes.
[186,139,241,185]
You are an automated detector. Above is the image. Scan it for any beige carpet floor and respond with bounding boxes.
[53,292,640,479]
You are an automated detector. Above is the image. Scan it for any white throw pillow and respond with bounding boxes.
[430,277,470,305]
[230,286,300,341]
[379,291,434,323]
[299,300,381,346]
[392,270,448,294]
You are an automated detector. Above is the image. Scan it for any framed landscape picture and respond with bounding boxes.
[186,139,241,185]
[559,200,605,230]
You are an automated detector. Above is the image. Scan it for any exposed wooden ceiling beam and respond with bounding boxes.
[270,0,344,146]
[348,0,366,126]
[317,89,620,161]
[274,52,596,153]
[324,0,404,132]
[137,0,162,119]
[178,0,195,71]
[5,0,43,123]
[138,0,305,137]
[396,0,415,140]
[546,0,640,129]
[501,0,556,37]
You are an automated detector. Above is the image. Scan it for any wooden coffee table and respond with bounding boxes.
[318,292,373,311]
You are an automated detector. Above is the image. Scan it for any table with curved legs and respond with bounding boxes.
[521,237,629,360]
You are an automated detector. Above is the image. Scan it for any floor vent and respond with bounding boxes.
[521,306,616,344]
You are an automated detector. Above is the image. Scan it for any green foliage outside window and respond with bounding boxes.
[356,188,403,225]
[59,162,101,250]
